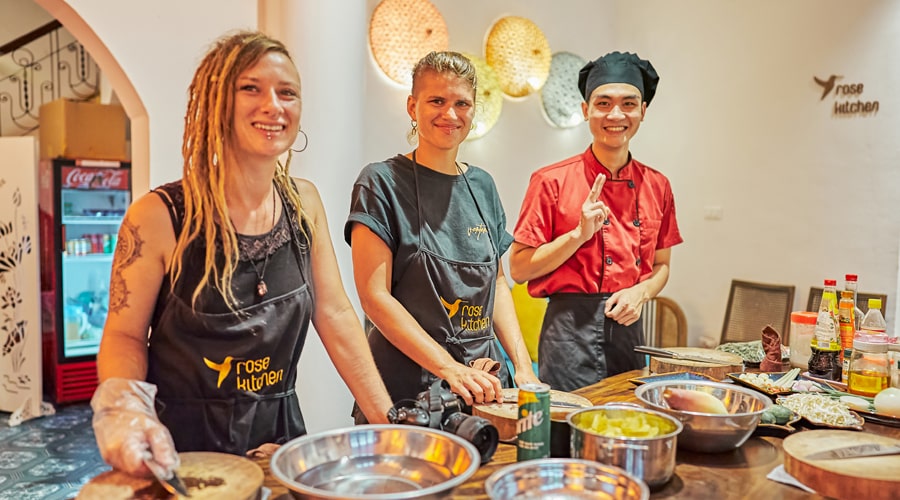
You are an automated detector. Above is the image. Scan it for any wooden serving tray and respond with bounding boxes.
[783,429,900,500]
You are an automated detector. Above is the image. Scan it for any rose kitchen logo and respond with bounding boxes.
[812,74,879,116]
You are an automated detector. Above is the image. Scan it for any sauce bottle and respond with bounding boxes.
[837,291,855,362]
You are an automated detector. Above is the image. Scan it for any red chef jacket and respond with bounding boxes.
[514,146,682,297]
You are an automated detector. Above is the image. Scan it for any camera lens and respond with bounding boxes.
[442,413,498,464]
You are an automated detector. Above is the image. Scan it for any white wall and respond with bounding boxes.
[260,0,370,432]
[603,1,900,343]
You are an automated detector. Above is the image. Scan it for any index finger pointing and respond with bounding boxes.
[588,174,606,202]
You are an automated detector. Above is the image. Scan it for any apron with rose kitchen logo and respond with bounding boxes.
[364,153,509,407]
[147,182,311,454]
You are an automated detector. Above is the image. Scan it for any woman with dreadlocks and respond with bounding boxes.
[89,31,392,478]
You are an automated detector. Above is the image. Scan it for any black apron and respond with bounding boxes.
[364,154,509,407]
[148,186,311,454]
[538,171,649,393]
[538,294,644,392]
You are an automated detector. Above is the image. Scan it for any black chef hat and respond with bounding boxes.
[578,51,659,105]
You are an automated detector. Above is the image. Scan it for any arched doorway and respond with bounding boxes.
[33,0,148,193]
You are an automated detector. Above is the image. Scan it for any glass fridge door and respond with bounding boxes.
[60,186,130,358]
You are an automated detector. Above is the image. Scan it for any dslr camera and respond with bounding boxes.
[387,380,498,464]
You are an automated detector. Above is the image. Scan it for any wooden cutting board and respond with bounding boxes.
[648,347,743,380]
[783,429,900,500]
[77,451,264,499]
[472,388,592,442]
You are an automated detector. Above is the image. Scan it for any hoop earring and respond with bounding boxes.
[406,120,419,146]
[290,129,308,153]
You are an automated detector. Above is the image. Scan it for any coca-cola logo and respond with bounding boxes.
[62,167,128,190]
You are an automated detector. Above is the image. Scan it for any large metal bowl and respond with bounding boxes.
[633,380,771,453]
[270,425,480,499]
[567,404,682,488]
[485,458,649,499]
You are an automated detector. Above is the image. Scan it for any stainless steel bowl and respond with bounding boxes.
[270,425,480,499]
[567,403,682,488]
[633,380,772,453]
[485,458,649,500]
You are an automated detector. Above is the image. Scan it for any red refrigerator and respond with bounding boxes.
[39,158,131,404]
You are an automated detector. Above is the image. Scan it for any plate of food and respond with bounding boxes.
[755,404,802,436]
[825,390,900,428]
[775,393,865,430]
[716,340,789,367]
[801,371,847,391]
[629,371,720,386]
[857,411,900,428]
[727,368,803,396]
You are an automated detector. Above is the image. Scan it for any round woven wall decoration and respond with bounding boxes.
[464,53,503,140]
[369,0,449,86]
[484,16,551,98]
[541,52,588,128]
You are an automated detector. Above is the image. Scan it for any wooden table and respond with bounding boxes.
[259,369,900,499]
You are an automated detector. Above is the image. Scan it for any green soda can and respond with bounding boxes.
[516,382,551,461]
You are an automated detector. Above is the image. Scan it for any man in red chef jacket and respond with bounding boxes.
[510,51,683,392]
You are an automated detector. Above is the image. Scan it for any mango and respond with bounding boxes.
[663,388,729,414]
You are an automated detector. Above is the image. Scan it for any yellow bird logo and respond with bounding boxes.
[440,296,465,318]
[203,356,234,388]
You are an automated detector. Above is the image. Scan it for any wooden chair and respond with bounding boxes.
[721,280,795,345]
[642,296,688,348]
[806,286,887,317]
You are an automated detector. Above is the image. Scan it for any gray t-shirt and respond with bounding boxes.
[345,154,513,282]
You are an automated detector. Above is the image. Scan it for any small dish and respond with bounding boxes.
[856,410,900,428]
[727,372,796,396]
[629,371,719,386]
[775,395,865,431]
[755,410,802,437]
[716,341,789,367]
[801,371,847,391]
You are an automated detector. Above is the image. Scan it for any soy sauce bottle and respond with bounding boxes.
[808,280,841,381]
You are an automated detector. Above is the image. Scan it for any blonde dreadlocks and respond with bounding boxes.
[172,31,312,310]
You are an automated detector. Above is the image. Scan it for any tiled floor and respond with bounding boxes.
[0,403,110,500]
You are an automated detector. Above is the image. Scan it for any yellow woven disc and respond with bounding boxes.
[463,53,503,140]
[484,16,552,98]
[369,0,449,86]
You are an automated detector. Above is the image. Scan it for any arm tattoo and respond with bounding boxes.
[108,219,144,314]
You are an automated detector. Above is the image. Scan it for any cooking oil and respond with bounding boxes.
[848,338,890,397]
[848,369,889,397]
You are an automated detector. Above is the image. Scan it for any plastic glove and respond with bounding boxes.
[90,378,180,478]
